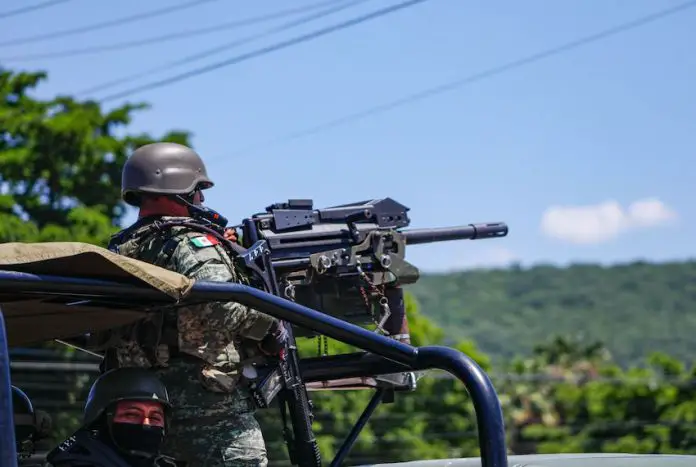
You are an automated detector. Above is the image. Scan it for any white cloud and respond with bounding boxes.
[627,198,678,227]
[540,197,678,245]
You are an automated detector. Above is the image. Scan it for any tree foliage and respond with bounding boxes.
[0,69,190,246]
[503,338,696,457]
[0,67,192,445]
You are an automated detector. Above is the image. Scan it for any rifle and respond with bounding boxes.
[228,198,508,467]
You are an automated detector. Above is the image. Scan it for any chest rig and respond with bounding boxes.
[101,216,242,372]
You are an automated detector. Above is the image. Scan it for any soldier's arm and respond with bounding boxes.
[171,235,277,341]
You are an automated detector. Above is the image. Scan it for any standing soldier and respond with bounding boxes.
[103,142,287,466]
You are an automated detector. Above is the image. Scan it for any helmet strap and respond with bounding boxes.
[175,195,229,232]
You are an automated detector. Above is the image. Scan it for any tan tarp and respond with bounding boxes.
[0,242,194,346]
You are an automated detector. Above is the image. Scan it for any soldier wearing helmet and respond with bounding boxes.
[101,142,286,466]
[13,385,51,466]
[45,368,183,467]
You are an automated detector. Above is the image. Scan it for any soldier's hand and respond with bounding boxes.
[258,320,289,356]
[224,228,238,242]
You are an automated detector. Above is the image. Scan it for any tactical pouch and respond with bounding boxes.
[244,365,284,409]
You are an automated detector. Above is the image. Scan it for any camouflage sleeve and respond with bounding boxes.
[170,234,277,341]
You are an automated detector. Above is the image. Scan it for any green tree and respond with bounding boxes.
[499,337,696,457]
[0,69,190,246]
[501,335,612,454]
[2,67,192,443]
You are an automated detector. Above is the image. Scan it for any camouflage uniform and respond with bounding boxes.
[104,142,279,467]
[109,218,274,466]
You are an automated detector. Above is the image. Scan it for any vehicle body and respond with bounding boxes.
[0,242,693,466]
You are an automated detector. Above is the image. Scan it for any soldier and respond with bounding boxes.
[103,142,287,466]
[45,367,183,467]
[13,385,51,466]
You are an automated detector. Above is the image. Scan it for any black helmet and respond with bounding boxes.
[83,368,171,429]
[12,385,37,458]
[121,142,214,207]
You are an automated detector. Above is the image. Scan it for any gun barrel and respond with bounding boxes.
[401,222,508,245]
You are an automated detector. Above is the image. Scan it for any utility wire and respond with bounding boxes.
[228,0,696,157]
[96,0,432,103]
[1,0,348,62]
[0,0,72,20]
[79,0,372,96]
[0,0,223,48]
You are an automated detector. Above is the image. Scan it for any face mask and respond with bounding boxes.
[109,422,164,457]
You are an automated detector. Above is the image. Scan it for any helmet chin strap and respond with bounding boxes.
[175,195,229,231]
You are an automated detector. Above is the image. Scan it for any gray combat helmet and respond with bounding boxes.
[121,142,214,206]
[83,368,172,430]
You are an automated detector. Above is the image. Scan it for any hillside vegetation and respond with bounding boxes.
[407,260,696,367]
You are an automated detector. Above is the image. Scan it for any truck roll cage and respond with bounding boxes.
[0,250,507,467]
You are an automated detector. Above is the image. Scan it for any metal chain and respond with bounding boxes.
[284,282,329,356]
[356,263,391,335]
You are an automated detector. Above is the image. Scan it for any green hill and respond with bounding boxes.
[405,260,696,367]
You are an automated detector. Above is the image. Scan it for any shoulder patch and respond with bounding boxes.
[189,234,220,248]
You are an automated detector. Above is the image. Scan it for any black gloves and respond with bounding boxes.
[258,320,289,356]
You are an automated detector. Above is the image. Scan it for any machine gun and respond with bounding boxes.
[230,197,508,467]
[237,198,507,336]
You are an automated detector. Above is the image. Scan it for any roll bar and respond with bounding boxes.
[0,270,508,467]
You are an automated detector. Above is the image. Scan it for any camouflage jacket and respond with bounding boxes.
[105,215,277,393]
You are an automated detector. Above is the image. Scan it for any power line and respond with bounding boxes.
[96,0,433,103]
[78,0,373,96]
[0,0,72,20]
[0,0,348,62]
[0,0,223,48]
[227,0,696,157]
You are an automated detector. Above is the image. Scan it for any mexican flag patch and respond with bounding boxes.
[190,235,220,248]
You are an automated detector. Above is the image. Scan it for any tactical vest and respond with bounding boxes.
[101,216,246,374]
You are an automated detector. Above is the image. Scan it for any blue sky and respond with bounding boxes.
[2,0,695,272]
